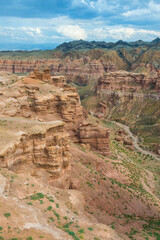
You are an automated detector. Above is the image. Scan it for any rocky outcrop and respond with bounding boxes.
[97,71,160,93]
[79,121,110,155]
[29,67,51,81]
[115,129,133,149]
[93,70,160,153]
[95,71,160,118]
[0,118,71,188]
[0,69,85,139]
[0,69,110,155]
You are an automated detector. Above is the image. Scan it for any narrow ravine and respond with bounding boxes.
[114,121,160,161]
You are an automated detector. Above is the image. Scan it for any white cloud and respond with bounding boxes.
[92,28,108,39]
[91,0,119,12]
[20,27,42,35]
[109,27,136,39]
[57,25,87,40]
[122,1,160,17]
[0,15,160,44]
[81,0,88,6]
[123,8,149,17]
[89,26,160,41]
[72,0,119,12]
[15,26,43,38]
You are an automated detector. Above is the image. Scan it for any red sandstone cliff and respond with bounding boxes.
[96,70,160,94]
[0,69,110,155]
[0,58,116,86]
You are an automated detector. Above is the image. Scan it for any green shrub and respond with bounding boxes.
[78,229,85,234]
[88,227,93,231]
[4,213,11,218]
[26,237,33,240]
[47,206,52,211]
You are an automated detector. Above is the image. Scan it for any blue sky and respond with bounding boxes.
[0,0,160,46]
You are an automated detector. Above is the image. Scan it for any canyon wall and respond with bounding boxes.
[0,59,55,73]
[0,69,110,156]
[93,70,160,153]
[0,59,116,86]
[95,70,160,117]
[95,71,160,117]
[0,118,71,188]
[79,121,110,155]
[97,71,160,94]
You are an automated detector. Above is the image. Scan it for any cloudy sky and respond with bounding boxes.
[1,0,160,47]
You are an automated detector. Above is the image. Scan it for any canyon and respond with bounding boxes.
[0,42,160,239]
[0,69,110,184]
[81,70,160,154]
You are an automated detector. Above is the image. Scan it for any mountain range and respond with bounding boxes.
[55,38,160,52]
[1,38,160,51]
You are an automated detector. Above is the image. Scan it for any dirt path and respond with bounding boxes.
[114,121,160,161]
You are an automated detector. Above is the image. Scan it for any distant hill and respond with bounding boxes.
[1,38,160,52]
[0,38,160,72]
[55,38,160,52]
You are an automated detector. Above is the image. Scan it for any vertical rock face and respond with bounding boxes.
[0,69,110,161]
[95,71,160,119]
[0,59,116,86]
[78,121,110,155]
[0,119,71,188]
[29,68,51,81]
[96,71,160,93]
[0,60,39,73]
[16,69,86,140]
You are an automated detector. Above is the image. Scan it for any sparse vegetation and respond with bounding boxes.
[4,212,11,218]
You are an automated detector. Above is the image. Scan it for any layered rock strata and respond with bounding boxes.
[0,69,110,155]
[0,118,71,188]
[95,70,160,117]
[0,69,85,139]
[0,59,116,86]
[79,121,110,155]
[97,71,160,93]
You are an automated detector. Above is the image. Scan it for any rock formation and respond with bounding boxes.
[115,129,133,150]
[79,121,110,155]
[0,70,160,240]
[0,117,71,188]
[157,145,160,155]
[0,69,110,157]
[95,70,160,118]
[93,70,160,153]
[0,58,117,86]
[97,71,160,94]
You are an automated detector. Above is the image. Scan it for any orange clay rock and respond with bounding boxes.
[79,121,110,155]
[0,69,110,155]
[0,117,71,188]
